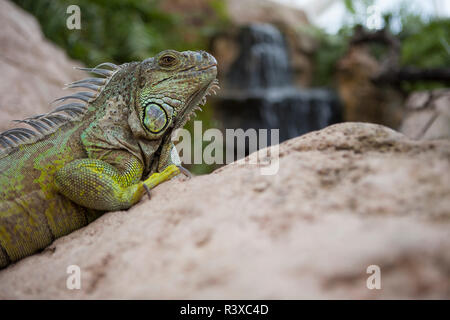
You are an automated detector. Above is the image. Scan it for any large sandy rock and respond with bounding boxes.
[0,122,448,299]
[0,0,83,131]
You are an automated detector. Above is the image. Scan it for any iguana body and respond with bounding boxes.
[0,50,218,268]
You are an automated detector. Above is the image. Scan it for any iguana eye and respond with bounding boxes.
[143,103,168,133]
[159,54,177,67]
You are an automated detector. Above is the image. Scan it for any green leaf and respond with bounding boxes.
[344,0,356,14]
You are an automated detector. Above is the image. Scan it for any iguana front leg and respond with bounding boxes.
[157,142,192,178]
[54,152,179,211]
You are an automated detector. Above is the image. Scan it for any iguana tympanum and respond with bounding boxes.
[0,50,219,269]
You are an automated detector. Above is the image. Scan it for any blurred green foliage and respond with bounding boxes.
[298,24,352,87]
[311,0,450,91]
[12,0,229,174]
[12,0,229,66]
[399,18,450,91]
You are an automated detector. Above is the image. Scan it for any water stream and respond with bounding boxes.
[216,23,341,145]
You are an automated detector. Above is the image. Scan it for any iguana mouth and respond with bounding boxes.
[197,63,218,71]
[152,64,217,88]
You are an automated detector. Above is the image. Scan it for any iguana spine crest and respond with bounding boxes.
[0,62,120,155]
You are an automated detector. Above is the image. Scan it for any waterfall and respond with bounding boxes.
[216,23,342,149]
[227,24,292,89]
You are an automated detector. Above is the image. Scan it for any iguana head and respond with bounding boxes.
[135,49,218,138]
[0,50,218,162]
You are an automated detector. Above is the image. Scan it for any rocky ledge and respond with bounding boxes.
[0,122,449,299]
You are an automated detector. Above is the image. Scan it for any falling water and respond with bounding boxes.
[227,24,292,89]
[216,23,341,145]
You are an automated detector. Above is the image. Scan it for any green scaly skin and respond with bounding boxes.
[0,50,218,269]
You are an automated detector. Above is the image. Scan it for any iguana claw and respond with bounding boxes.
[143,184,151,200]
[140,165,181,201]
[177,165,192,179]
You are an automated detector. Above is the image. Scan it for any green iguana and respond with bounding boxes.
[0,49,219,269]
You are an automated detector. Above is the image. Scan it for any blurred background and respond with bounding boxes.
[1,0,449,174]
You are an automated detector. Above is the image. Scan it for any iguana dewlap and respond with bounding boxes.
[0,50,219,269]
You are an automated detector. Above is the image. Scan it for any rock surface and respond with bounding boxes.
[336,45,405,129]
[0,0,449,300]
[400,89,450,140]
[0,0,83,131]
[0,122,449,299]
